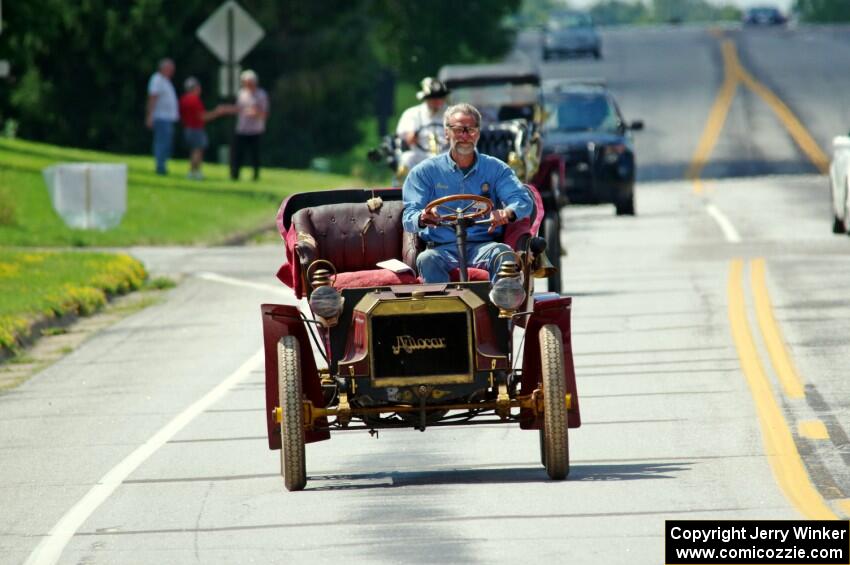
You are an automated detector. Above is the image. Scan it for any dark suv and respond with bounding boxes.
[542,81,642,216]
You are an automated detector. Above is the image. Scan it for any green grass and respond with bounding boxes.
[0,137,362,246]
[0,249,147,351]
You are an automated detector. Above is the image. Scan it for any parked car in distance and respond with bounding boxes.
[542,11,601,60]
[542,80,642,216]
[742,6,787,26]
[829,136,850,235]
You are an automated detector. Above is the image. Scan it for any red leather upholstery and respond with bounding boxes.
[286,185,542,293]
[291,200,419,291]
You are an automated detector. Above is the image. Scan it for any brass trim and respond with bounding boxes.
[371,374,474,387]
[299,390,560,428]
[371,297,467,316]
[368,296,474,386]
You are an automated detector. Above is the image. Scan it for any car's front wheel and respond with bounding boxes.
[278,335,307,491]
[539,324,569,480]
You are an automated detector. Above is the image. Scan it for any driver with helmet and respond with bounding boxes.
[395,77,450,176]
[402,103,533,283]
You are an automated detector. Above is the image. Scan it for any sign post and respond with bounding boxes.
[196,0,265,98]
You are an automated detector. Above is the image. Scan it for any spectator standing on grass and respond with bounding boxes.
[179,77,236,180]
[145,58,179,175]
[230,69,269,181]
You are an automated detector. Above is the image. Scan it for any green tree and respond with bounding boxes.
[367,0,522,83]
[0,0,522,168]
[589,1,650,25]
[794,0,850,22]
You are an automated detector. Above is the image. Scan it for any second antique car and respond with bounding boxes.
[262,185,581,491]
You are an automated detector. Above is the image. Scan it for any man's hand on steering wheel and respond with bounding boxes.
[488,208,515,234]
[418,208,441,227]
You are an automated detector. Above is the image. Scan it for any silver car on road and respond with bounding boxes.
[829,136,850,235]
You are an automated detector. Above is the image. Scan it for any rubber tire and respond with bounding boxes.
[540,324,569,480]
[539,429,547,466]
[278,335,307,491]
[543,213,562,295]
[593,49,602,59]
[615,193,635,216]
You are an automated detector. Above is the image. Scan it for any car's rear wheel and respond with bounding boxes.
[540,324,569,480]
[543,213,562,294]
[278,335,307,491]
[615,192,635,216]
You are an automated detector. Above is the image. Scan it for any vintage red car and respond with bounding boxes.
[261,185,580,491]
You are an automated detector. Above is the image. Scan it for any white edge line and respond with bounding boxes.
[24,349,265,565]
[196,271,294,297]
[705,203,742,243]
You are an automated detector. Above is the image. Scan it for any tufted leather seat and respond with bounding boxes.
[291,200,422,290]
[288,184,542,293]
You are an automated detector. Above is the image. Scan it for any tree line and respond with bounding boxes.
[0,0,519,168]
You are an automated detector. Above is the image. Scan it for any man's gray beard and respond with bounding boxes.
[454,143,475,155]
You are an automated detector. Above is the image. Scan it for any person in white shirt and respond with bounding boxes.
[230,69,270,181]
[395,77,450,177]
[145,58,179,175]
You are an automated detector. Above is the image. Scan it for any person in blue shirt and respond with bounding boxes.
[402,103,533,283]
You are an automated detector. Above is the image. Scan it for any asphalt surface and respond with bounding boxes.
[3,24,850,565]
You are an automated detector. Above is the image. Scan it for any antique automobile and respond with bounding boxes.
[439,63,567,293]
[262,185,581,491]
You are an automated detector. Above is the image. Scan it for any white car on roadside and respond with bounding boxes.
[829,136,850,235]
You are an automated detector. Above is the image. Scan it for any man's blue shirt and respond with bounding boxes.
[402,150,533,244]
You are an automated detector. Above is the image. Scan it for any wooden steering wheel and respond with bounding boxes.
[424,194,493,223]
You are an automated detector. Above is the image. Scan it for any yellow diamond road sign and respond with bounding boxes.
[196,1,265,63]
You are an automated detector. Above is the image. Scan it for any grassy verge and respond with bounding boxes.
[0,248,147,353]
[0,135,366,358]
[0,137,361,246]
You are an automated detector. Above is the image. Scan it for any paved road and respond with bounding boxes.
[3,24,850,565]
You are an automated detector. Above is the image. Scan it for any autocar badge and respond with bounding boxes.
[392,335,447,355]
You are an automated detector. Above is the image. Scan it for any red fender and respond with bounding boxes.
[519,295,581,430]
[261,303,330,449]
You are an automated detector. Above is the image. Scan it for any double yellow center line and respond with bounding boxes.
[688,37,829,194]
[689,34,842,519]
[728,260,836,519]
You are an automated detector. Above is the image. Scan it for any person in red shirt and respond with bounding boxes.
[179,77,235,179]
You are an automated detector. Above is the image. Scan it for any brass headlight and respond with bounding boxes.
[307,260,344,327]
[489,253,525,317]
